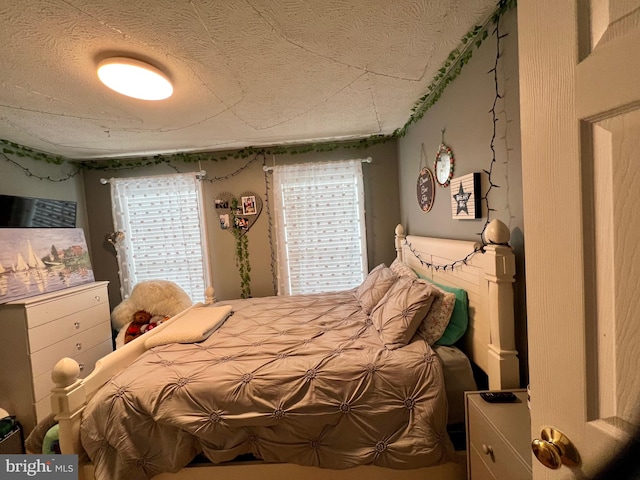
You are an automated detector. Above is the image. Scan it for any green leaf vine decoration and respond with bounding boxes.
[230,198,252,298]
[1,0,515,174]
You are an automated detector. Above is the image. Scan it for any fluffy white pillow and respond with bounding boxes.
[111,280,193,330]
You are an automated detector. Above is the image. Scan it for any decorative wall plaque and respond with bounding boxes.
[417,167,435,213]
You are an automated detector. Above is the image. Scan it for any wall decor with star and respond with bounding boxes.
[451,172,481,219]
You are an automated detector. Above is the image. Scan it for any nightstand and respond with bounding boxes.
[465,389,532,480]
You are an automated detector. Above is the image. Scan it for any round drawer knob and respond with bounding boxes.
[74,322,80,329]
[482,444,494,459]
[76,342,82,351]
[78,363,85,372]
[95,295,101,302]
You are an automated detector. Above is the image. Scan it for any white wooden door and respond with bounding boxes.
[518,1,640,478]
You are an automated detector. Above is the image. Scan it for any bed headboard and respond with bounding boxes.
[395,220,519,390]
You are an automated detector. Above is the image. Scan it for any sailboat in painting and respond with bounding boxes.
[27,240,46,269]
[43,245,63,267]
[15,253,29,272]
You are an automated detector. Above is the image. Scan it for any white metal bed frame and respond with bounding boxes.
[49,220,519,480]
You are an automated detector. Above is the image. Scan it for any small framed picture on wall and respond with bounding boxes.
[242,195,256,215]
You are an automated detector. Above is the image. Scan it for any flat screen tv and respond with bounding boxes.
[0,194,77,228]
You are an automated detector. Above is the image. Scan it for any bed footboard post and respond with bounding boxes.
[205,285,216,304]
[395,224,405,263]
[482,220,519,389]
[50,358,87,460]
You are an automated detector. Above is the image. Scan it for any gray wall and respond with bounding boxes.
[0,153,90,239]
[81,141,400,308]
[397,9,527,385]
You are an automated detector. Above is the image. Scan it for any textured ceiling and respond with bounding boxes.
[0,0,496,160]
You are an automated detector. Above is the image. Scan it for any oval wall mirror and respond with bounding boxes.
[434,144,455,187]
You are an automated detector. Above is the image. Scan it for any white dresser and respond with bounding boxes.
[0,281,113,434]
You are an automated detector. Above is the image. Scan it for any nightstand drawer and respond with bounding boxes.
[467,399,531,480]
[469,444,497,480]
[23,285,108,329]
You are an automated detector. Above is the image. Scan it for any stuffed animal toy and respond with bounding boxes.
[124,310,153,344]
[123,310,169,344]
[111,280,193,348]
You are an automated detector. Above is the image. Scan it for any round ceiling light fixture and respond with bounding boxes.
[97,57,173,101]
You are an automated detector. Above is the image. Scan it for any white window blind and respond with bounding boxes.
[110,173,210,302]
[272,159,367,295]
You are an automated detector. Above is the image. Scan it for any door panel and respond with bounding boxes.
[519,1,640,478]
[586,111,640,440]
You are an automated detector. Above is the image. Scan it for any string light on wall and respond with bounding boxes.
[480,10,508,241]
[263,156,278,294]
[405,7,509,271]
[0,152,80,182]
[199,154,264,183]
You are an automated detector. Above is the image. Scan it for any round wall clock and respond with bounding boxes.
[416,167,435,212]
[434,143,455,187]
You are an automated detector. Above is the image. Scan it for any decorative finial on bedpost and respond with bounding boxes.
[395,224,405,263]
[483,219,511,245]
[205,286,216,304]
[51,358,80,388]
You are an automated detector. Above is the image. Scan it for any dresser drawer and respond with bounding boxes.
[28,302,111,353]
[34,338,113,423]
[32,338,114,402]
[23,285,108,329]
[30,322,112,377]
[468,401,531,480]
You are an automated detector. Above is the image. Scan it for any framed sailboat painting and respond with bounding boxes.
[0,228,94,304]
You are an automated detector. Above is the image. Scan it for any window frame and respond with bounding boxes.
[271,159,368,295]
[109,172,211,302]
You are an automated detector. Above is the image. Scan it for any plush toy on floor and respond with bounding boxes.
[111,280,193,349]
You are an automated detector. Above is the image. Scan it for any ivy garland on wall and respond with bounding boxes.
[0,0,516,175]
[229,198,252,299]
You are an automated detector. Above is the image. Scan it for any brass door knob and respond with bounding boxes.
[532,427,580,469]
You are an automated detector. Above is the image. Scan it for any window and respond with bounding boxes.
[110,173,210,302]
[272,159,367,295]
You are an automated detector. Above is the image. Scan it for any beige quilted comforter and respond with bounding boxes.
[81,291,455,480]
